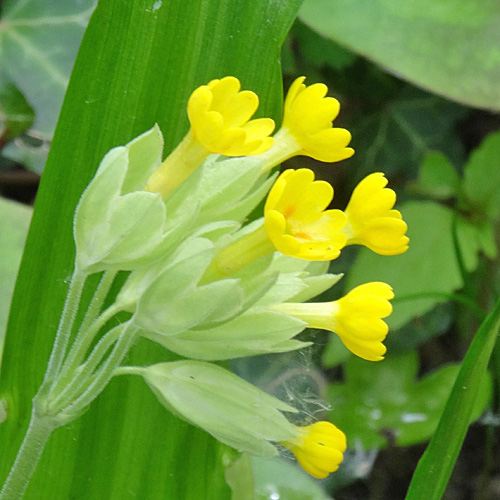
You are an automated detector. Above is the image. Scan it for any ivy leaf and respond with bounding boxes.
[327,351,491,449]
[351,87,465,178]
[0,77,34,142]
[0,0,96,137]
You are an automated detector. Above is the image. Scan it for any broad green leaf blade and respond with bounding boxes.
[299,0,500,111]
[0,1,302,499]
[0,0,96,137]
[0,197,32,362]
[405,297,500,500]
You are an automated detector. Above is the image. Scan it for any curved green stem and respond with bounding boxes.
[44,269,88,384]
[0,409,57,500]
[59,322,140,418]
[114,365,146,377]
[78,270,118,340]
[50,303,122,396]
[48,323,125,413]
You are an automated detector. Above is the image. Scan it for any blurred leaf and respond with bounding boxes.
[2,132,49,174]
[351,88,465,178]
[347,201,480,329]
[409,151,460,200]
[323,303,455,369]
[251,456,329,500]
[225,453,255,500]
[0,0,96,138]
[406,296,500,500]
[299,0,500,111]
[0,197,31,364]
[0,77,34,141]
[462,130,500,220]
[0,1,302,498]
[327,351,491,449]
[293,21,355,71]
[322,335,350,369]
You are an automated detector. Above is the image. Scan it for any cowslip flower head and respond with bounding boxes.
[258,77,354,171]
[146,77,274,198]
[342,172,409,255]
[272,282,394,361]
[264,168,347,261]
[281,421,347,479]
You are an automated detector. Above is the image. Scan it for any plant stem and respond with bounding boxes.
[114,365,146,377]
[48,323,124,413]
[59,322,140,418]
[50,303,122,396]
[78,270,118,339]
[0,408,57,500]
[44,269,87,384]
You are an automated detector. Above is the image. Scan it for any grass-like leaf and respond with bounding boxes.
[0,0,302,498]
[405,297,500,500]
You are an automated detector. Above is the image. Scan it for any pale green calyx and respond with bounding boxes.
[74,125,171,274]
[140,360,298,456]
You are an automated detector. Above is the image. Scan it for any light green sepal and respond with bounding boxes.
[74,126,171,273]
[130,237,244,335]
[141,360,297,456]
[143,309,308,360]
[164,155,271,228]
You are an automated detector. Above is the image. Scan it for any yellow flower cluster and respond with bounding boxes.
[143,76,409,479]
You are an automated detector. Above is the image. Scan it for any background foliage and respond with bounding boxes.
[2,0,500,499]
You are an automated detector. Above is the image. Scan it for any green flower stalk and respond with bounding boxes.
[0,76,409,499]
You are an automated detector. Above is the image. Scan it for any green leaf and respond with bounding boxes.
[0,197,32,363]
[406,297,500,500]
[299,0,500,110]
[0,0,302,498]
[462,130,500,220]
[327,351,491,449]
[347,201,478,329]
[351,88,465,177]
[0,77,34,141]
[409,151,460,200]
[292,21,355,71]
[251,456,330,500]
[0,0,96,137]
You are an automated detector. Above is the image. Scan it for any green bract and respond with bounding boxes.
[141,360,298,456]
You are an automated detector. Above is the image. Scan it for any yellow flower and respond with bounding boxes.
[342,173,409,255]
[272,282,394,361]
[281,421,347,479]
[188,76,275,156]
[264,168,347,261]
[146,77,274,198]
[258,77,354,171]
